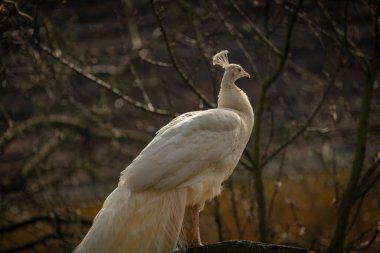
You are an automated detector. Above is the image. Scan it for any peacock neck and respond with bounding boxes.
[217,77,254,128]
[220,70,234,89]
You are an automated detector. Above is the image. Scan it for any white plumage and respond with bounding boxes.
[74,50,254,253]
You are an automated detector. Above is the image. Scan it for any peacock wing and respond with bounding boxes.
[119,109,242,192]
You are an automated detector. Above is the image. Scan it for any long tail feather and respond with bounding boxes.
[74,186,188,253]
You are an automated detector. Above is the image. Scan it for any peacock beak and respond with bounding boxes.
[242,71,250,78]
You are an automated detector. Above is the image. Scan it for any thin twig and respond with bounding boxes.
[262,54,341,167]
[190,18,219,102]
[352,226,379,251]
[262,107,275,160]
[227,177,244,238]
[0,215,92,234]
[316,0,370,67]
[21,131,68,177]
[138,51,173,67]
[212,0,263,84]
[346,196,365,236]
[130,63,154,110]
[355,158,380,199]
[4,0,33,21]
[213,198,224,241]
[267,151,286,224]
[0,114,151,149]
[31,39,176,117]
[346,223,380,252]
[151,0,215,108]
[229,0,283,57]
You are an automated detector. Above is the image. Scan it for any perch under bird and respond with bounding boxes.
[73,50,254,253]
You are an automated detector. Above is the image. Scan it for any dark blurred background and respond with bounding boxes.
[1,0,379,252]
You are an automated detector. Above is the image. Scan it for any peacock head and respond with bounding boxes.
[213,50,250,82]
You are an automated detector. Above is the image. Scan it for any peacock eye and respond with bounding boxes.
[238,68,241,72]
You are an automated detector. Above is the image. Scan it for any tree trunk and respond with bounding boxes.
[327,59,380,253]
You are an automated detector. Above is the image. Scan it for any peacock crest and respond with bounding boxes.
[212,50,229,68]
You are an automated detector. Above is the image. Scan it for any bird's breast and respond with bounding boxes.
[184,148,242,209]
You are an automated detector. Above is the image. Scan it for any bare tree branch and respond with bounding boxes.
[151,0,215,108]
[316,0,370,66]
[249,0,304,242]
[31,39,176,117]
[0,114,151,149]
[229,0,283,57]
[20,131,68,177]
[262,56,341,167]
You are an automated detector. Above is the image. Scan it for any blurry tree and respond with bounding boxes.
[0,0,379,253]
